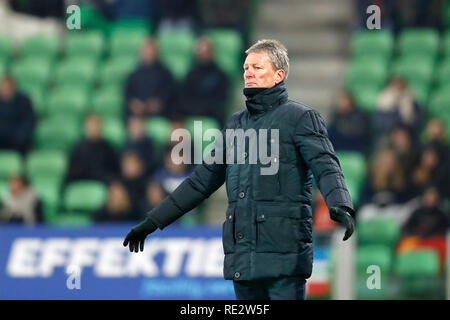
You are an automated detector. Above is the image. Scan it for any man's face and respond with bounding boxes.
[243,51,284,88]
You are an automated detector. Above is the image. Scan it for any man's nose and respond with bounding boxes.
[244,69,254,78]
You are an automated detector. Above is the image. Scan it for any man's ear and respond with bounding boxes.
[274,69,285,84]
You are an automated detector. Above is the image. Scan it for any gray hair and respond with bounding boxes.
[245,39,289,80]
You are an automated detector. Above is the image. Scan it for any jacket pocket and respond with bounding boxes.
[222,206,236,254]
[255,204,312,253]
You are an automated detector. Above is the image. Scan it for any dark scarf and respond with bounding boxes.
[243,81,288,116]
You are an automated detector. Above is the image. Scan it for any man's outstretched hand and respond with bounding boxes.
[123,217,158,252]
[329,206,355,241]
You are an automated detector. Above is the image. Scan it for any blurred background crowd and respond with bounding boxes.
[0,0,449,299]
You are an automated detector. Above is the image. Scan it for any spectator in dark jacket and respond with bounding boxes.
[124,38,177,120]
[0,75,36,154]
[123,116,156,176]
[175,36,229,127]
[401,186,449,238]
[65,114,119,184]
[119,151,148,209]
[0,175,43,224]
[138,180,165,218]
[93,181,138,222]
[157,0,199,31]
[424,118,450,167]
[327,90,371,154]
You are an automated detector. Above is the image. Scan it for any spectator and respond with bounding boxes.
[327,90,371,154]
[93,181,137,222]
[375,77,424,136]
[65,113,119,184]
[157,0,199,32]
[176,36,229,126]
[401,186,449,238]
[424,118,450,165]
[411,143,450,198]
[0,175,43,224]
[123,116,156,176]
[0,75,36,154]
[359,147,411,206]
[138,180,165,217]
[119,151,148,209]
[124,38,177,120]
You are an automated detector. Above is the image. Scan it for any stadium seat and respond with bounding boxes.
[0,151,23,179]
[351,85,381,113]
[102,117,127,149]
[20,34,60,61]
[397,28,440,60]
[34,115,82,152]
[351,30,394,60]
[0,35,13,62]
[444,31,450,58]
[145,116,172,147]
[100,56,138,87]
[63,180,107,212]
[109,18,152,35]
[357,217,400,248]
[157,30,195,79]
[206,29,243,77]
[0,179,8,203]
[52,212,93,226]
[31,176,62,223]
[336,151,366,204]
[110,28,148,58]
[65,31,105,60]
[436,60,450,88]
[92,86,123,118]
[428,88,450,118]
[46,86,90,118]
[394,249,441,297]
[18,84,46,116]
[11,58,52,89]
[54,57,98,88]
[71,2,109,33]
[345,63,388,94]
[26,150,67,182]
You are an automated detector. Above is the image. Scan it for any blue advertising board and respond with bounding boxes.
[0,224,330,300]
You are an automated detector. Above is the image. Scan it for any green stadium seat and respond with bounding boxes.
[110,28,148,58]
[336,151,366,204]
[0,60,5,80]
[355,245,392,299]
[357,217,400,248]
[161,53,193,80]
[109,18,152,34]
[100,56,138,87]
[436,60,450,88]
[145,116,172,147]
[52,212,93,226]
[54,57,98,88]
[351,30,394,60]
[63,180,107,212]
[26,150,67,182]
[397,28,440,60]
[0,35,13,62]
[157,30,195,79]
[31,176,61,223]
[46,86,90,118]
[346,63,388,94]
[11,58,52,89]
[102,117,127,149]
[444,31,450,57]
[92,86,123,118]
[206,29,243,77]
[184,116,221,161]
[34,115,82,152]
[0,179,8,204]
[428,88,450,118]
[0,151,23,179]
[392,56,434,85]
[20,34,60,61]
[71,2,109,33]
[351,85,381,113]
[18,83,46,116]
[65,31,105,60]
[394,249,441,297]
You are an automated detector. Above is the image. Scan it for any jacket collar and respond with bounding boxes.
[244,81,288,116]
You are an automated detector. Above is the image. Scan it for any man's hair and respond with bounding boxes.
[245,39,289,80]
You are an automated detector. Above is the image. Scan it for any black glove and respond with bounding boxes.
[329,206,355,241]
[123,217,158,253]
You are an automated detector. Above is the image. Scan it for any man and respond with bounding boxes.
[0,75,36,154]
[123,39,355,300]
[124,38,176,120]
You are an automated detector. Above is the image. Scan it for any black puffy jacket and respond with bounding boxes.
[148,81,354,281]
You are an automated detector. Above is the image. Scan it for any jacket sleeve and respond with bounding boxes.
[293,109,354,214]
[147,119,233,229]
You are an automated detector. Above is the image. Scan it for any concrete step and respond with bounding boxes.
[252,28,351,56]
[257,0,353,31]
[287,57,348,87]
